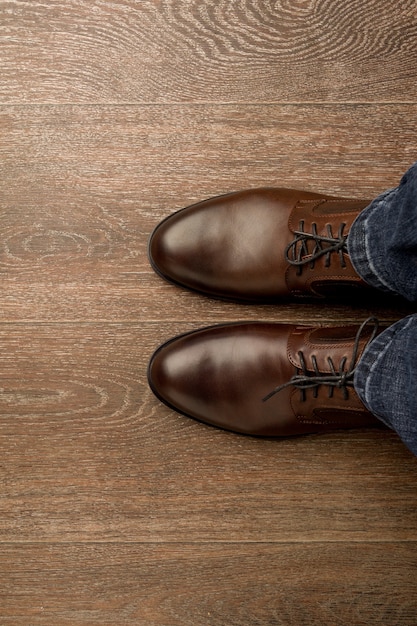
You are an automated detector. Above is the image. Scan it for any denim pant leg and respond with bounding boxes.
[348,161,417,302]
[354,315,417,455]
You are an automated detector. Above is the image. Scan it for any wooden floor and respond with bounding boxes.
[1,1,417,624]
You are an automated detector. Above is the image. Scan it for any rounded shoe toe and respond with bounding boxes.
[148,323,297,436]
[148,189,297,301]
[147,333,200,420]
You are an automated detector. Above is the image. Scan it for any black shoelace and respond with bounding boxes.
[285,220,348,274]
[263,317,379,403]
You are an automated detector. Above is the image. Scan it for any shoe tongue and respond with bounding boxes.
[289,198,370,228]
[287,325,364,373]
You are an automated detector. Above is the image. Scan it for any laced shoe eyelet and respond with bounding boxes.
[263,318,379,403]
[286,221,348,271]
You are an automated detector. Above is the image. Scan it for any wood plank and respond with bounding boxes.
[2,2,417,622]
[1,0,417,104]
[1,103,417,322]
[1,543,416,625]
[0,322,416,543]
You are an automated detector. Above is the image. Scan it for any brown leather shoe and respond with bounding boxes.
[149,188,373,302]
[148,319,384,437]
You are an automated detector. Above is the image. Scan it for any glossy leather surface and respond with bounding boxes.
[148,322,383,437]
[149,188,372,301]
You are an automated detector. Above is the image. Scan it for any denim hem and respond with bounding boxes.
[354,323,401,429]
[354,315,417,455]
[347,189,399,296]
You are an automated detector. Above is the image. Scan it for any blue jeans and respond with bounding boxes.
[348,162,417,455]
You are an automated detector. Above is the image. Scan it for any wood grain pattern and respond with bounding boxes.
[2,0,417,623]
[1,103,417,323]
[0,322,416,543]
[1,0,417,103]
[1,543,416,625]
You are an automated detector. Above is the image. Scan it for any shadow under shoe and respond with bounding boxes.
[148,188,376,303]
[148,318,385,437]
